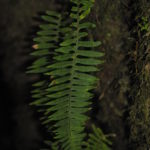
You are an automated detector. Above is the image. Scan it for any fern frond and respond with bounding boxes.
[42,1,104,149]
[28,1,106,150]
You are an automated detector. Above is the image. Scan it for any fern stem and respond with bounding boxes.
[67,2,80,149]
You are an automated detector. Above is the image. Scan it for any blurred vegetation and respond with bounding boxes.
[0,0,150,150]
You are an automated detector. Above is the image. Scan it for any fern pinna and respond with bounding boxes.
[28,0,110,150]
[84,125,112,150]
[27,11,62,112]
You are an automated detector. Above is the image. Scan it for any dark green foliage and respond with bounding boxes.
[28,0,111,150]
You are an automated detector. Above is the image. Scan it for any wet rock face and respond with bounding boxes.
[90,1,131,150]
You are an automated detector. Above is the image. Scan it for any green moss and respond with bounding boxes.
[128,1,150,149]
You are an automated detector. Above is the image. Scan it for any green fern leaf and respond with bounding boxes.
[28,1,107,149]
[42,1,104,149]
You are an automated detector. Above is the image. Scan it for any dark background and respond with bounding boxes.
[0,0,134,150]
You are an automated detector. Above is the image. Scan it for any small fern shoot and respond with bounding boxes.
[84,125,112,150]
